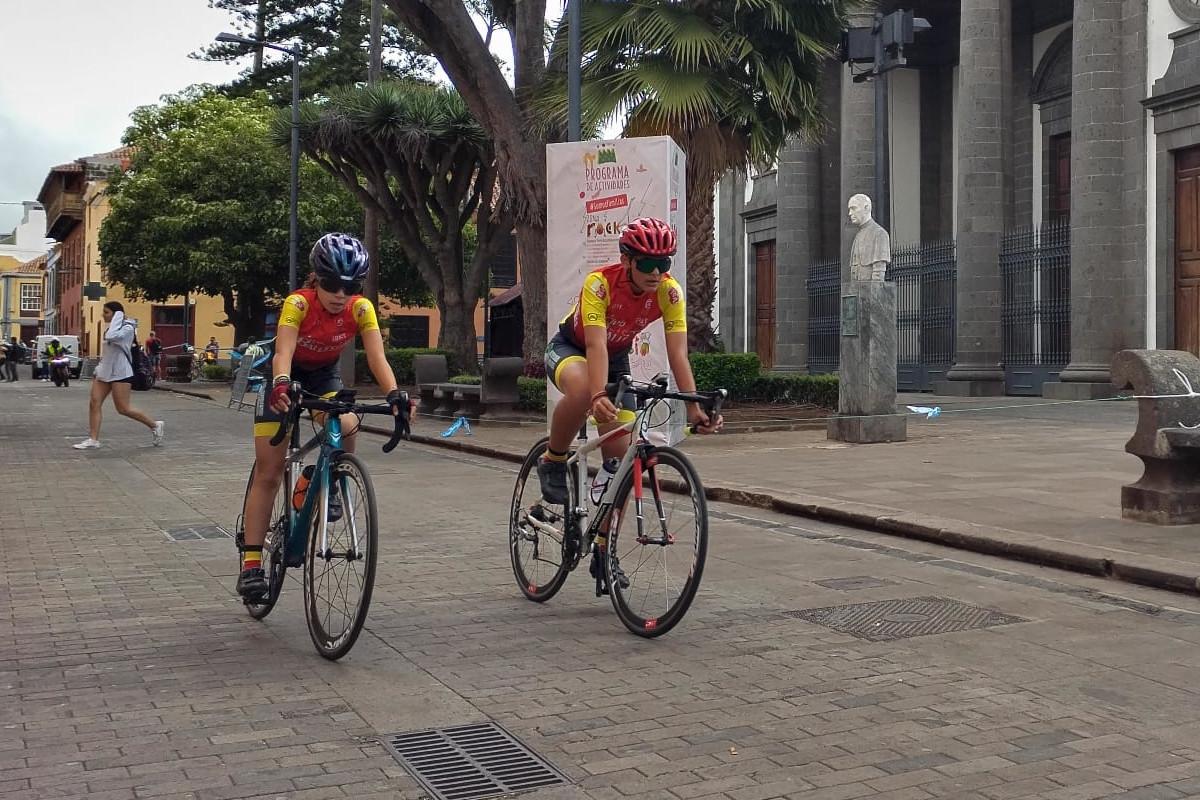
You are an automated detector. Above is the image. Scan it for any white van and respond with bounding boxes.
[33,334,82,380]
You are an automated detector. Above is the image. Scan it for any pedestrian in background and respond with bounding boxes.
[72,301,164,450]
[144,330,164,380]
[4,337,23,382]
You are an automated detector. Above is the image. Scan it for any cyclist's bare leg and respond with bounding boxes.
[243,434,287,548]
[548,360,591,454]
[549,360,629,459]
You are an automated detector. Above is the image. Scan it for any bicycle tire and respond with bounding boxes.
[605,446,708,638]
[510,437,573,602]
[236,462,287,620]
[304,452,378,660]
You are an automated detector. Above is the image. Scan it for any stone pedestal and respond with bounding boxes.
[827,281,907,444]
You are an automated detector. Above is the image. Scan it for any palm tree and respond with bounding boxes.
[538,0,858,351]
[291,81,514,369]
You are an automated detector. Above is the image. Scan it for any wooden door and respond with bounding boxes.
[1048,134,1071,222]
[1176,147,1200,355]
[754,240,776,369]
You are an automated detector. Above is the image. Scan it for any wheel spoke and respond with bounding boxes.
[304,455,377,660]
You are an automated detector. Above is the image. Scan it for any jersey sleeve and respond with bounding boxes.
[579,272,612,328]
[351,297,380,333]
[658,275,687,334]
[278,293,309,330]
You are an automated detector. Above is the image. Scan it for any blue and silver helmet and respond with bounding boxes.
[309,233,369,283]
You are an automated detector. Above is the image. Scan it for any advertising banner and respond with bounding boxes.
[545,136,687,444]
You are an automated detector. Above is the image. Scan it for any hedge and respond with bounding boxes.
[518,377,547,412]
[746,372,838,408]
[354,347,459,385]
[687,352,762,398]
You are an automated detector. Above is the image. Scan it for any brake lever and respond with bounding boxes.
[382,391,411,452]
[687,389,727,435]
[267,381,303,447]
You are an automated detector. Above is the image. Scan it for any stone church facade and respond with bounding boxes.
[717,0,1200,397]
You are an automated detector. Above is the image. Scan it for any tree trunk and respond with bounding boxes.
[515,219,547,374]
[685,168,720,352]
[223,288,269,346]
[435,289,478,374]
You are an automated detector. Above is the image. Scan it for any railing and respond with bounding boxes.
[890,238,957,391]
[806,258,841,374]
[1000,219,1070,395]
[44,191,84,239]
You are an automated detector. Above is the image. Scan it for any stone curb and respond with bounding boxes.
[372,423,1200,600]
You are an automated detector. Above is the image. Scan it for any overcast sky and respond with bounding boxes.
[0,0,244,233]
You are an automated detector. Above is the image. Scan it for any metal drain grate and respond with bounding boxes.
[381,721,569,800]
[814,576,898,591]
[163,524,231,541]
[786,595,1025,641]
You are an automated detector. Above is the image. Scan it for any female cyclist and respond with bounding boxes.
[237,233,414,599]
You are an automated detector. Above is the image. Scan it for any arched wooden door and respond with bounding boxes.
[1176,147,1200,355]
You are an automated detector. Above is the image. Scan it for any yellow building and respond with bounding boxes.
[0,202,51,343]
[0,255,46,345]
[38,148,232,357]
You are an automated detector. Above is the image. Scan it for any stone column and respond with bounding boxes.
[936,0,1011,396]
[827,281,907,443]
[1043,0,1137,399]
[774,136,820,371]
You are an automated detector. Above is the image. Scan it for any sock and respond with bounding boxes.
[544,447,568,462]
[242,546,263,571]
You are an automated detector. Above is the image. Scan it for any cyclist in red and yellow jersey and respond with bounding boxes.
[237,233,414,600]
[538,217,722,505]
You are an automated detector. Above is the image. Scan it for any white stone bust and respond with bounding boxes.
[848,193,891,281]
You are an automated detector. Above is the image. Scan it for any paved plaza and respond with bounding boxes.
[3,380,1200,799]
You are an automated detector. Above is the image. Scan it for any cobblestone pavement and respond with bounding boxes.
[3,380,1200,800]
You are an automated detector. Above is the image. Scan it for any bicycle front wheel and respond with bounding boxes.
[236,462,287,620]
[304,452,378,660]
[510,437,572,602]
[604,446,708,637]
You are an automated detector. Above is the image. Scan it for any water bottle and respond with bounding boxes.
[590,458,620,504]
[292,464,315,511]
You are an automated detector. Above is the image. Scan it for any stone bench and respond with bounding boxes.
[413,354,524,418]
[1111,348,1200,523]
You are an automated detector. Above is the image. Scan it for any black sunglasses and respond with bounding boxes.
[633,256,672,274]
[318,276,363,295]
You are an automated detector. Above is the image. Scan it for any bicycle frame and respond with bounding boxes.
[281,414,361,568]
[563,400,668,552]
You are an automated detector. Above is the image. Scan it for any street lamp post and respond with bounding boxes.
[215,32,301,292]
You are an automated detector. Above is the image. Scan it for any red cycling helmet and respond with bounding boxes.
[619,217,677,257]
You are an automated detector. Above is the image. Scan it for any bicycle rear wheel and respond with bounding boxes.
[604,446,708,637]
[236,463,287,620]
[510,437,572,602]
[304,452,378,660]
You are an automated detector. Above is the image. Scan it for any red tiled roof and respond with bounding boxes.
[94,145,136,161]
[19,255,47,273]
[48,161,84,173]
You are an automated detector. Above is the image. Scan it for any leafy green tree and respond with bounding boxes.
[199,0,435,102]
[100,87,428,345]
[383,0,553,369]
[290,81,515,368]
[533,0,855,352]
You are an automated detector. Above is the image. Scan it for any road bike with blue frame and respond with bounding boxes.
[510,374,726,637]
[234,384,410,660]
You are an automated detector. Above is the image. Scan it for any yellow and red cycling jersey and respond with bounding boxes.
[559,262,686,354]
[277,288,379,369]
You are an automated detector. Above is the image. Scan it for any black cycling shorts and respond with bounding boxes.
[544,332,636,410]
[253,362,343,438]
